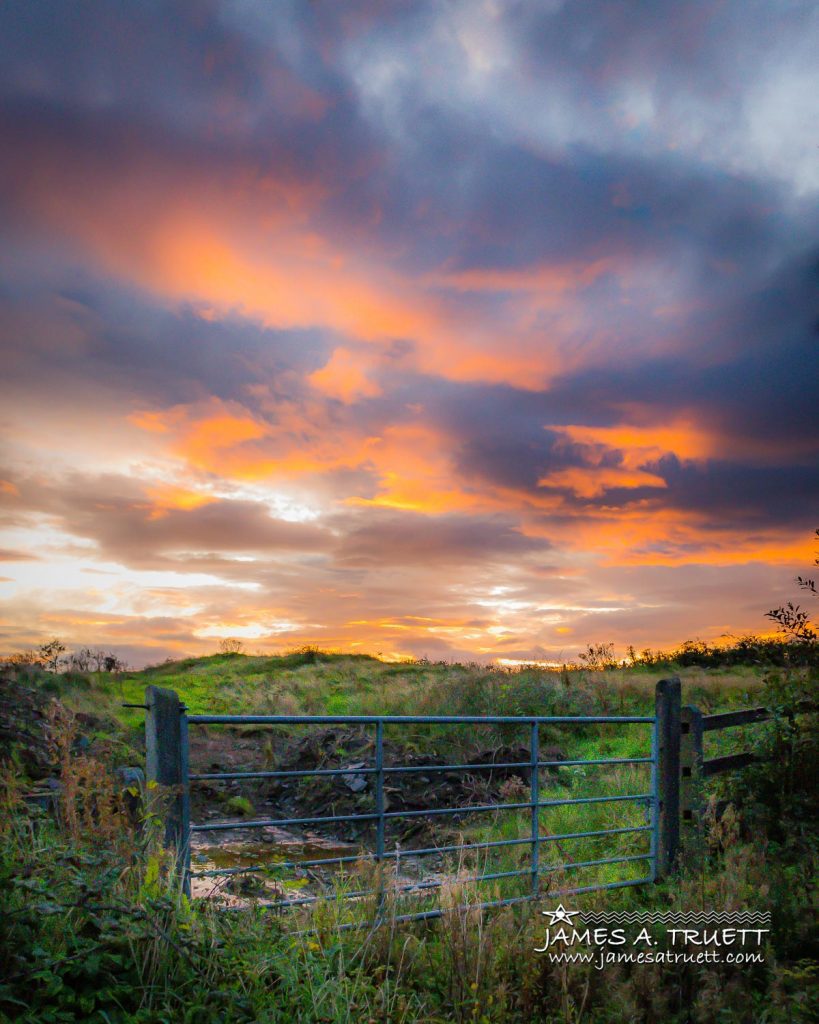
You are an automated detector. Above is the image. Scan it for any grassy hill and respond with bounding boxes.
[36,647,771,730]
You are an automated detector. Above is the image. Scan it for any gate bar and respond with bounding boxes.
[374,718,385,916]
[173,697,659,908]
[655,677,681,877]
[189,755,653,782]
[225,878,654,926]
[189,825,653,878]
[216,851,654,911]
[190,792,653,832]
[189,714,654,725]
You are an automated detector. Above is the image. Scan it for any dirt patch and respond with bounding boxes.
[190,726,565,846]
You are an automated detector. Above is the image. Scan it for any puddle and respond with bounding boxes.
[189,828,367,905]
[189,828,441,909]
[192,832,359,870]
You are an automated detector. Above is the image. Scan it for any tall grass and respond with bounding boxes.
[3,661,815,1022]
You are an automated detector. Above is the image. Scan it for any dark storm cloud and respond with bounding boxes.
[508,0,815,107]
[68,496,328,567]
[0,275,332,409]
[3,0,808,292]
[401,240,818,526]
[539,247,819,448]
[0,0,339,142]
[335,510,548,567]
[3,0,814,503]
[642,459,819,529]
[0,0,813,312]
[0,0,380,201]
[0,464,547,574]
[424,141,793,274]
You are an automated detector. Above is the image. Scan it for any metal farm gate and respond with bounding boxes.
[141,680,685,924]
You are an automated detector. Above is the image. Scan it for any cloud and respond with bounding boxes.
[0,548,39,562]
[0,0,817,664]
[309,346,382,402]
[346,0,819,194]
[335,509,548,567]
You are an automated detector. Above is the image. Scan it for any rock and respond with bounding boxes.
[341,762,369,792]
[540,744,566,767]
[73,735,91,754]
[116,765,144,789]
[23,777,61,813]
[0,674,57,780]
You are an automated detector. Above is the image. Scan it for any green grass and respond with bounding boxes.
[13,655,808,910]
[3,657,816,1023]
[26,649,775,740]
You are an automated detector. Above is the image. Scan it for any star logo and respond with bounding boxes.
[542,904,580,926]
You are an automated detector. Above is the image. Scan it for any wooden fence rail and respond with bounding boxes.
[678,702,774,829]
[658,686,816,873]
[676,698,816,861]
[701,707,772,732]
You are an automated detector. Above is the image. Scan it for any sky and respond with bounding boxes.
[0,0,817,668]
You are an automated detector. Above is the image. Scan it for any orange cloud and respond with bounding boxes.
[129,410,174,434]
[344,424,493,514]
[130,396,380,482]
[614,533,817,568]
[131,400,275,477]
[130,401,479,514]
[139,219,557,387]
[144,484,216,519]
[7,133,636,391]
[308,347,382,402]
[552,421,716,464]
[533,419,718,498]
[533,502,817,569]
[538,465,668,498]
[177,413,269,469]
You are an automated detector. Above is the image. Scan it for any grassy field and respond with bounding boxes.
[2,652,816,1022]
[27,653,785,903]
[44,648,768,727]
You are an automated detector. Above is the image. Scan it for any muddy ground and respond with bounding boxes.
[189,724,566,843]
[187,724,567,903]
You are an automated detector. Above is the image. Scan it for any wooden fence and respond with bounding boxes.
[637,680,813,874]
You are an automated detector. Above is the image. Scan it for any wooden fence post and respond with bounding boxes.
[145,686,190,890]
[655,677,681,878]
[680,705,704,828]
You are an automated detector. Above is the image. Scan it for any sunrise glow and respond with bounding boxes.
[0,3,817,666]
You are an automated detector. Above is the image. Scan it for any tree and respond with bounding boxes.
[218,638,245,655]
[90,649,107,672]
[68,647,93,672]
[38,638,65,672]
[4,649,40,667]
[103,653,126,673]
[795,527,818,598]
[577,642,616,670]
[766,528,817,645]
